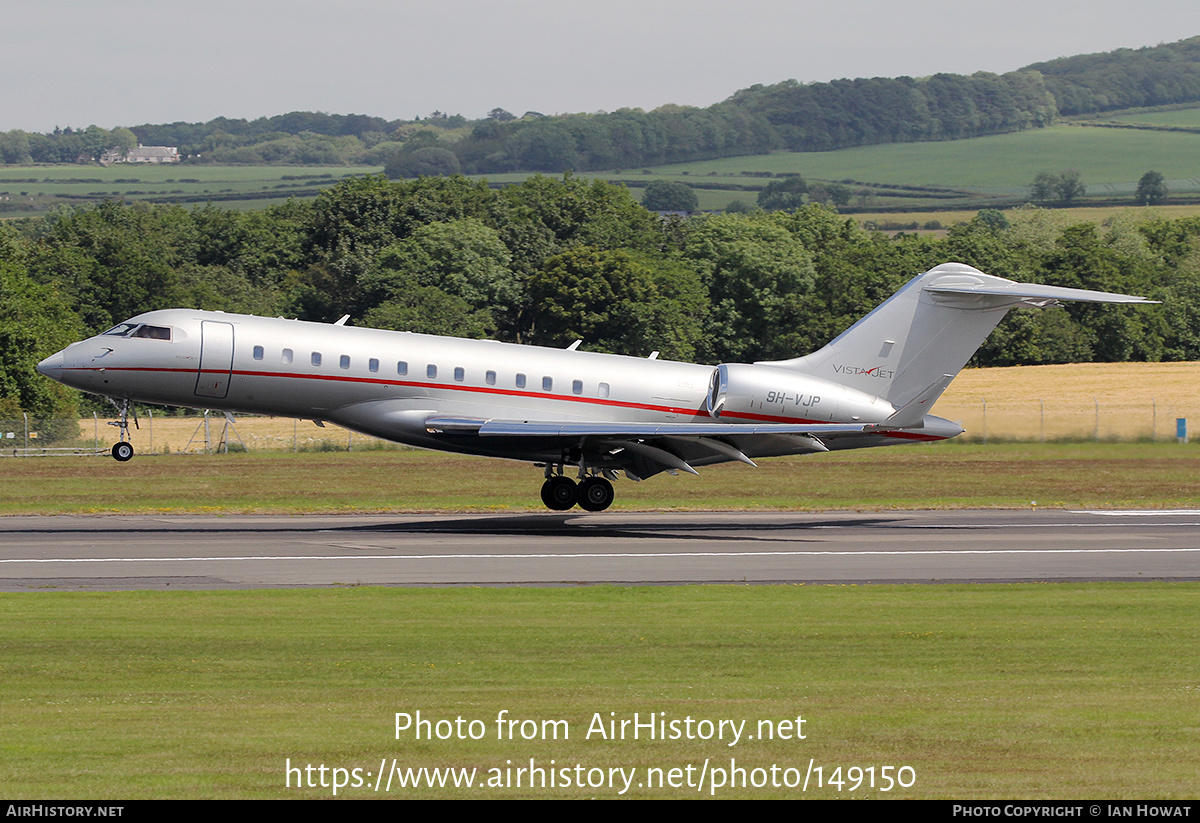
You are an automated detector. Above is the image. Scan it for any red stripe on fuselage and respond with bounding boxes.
[63,365,948,439]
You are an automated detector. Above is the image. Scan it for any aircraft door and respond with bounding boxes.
[195,320,235,399]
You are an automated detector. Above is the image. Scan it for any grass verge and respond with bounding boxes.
[2,441,1199,514]
[2,583,1195,798]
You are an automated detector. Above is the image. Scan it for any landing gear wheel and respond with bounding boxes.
[540,476,577,511]
[112,442,134,462]
[577,477,615,512]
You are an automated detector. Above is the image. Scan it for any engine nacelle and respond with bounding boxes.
[706,363,894,424]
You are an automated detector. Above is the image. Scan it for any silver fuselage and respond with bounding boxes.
[36,309,960,466]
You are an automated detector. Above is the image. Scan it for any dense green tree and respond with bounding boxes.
[1031,37,1200,115]
[1135,171,1168,205]
[361,285,495,339]
[975,209,1011,232]
[1056,170,1086,205]
[110,127,138,155]
[1039,224,1162,361]
[526,246,657,353]
[1029,170,1086,205]
[1,174,1183,384]
[359,218,519,334]
[756,176,808,211]
[973,306,1092,366]
[723,199,756,214]
[1029,172,1059,203]
[0,233,85,423]
[0,130,33,164]
[807,182,852,208]
[1159,256,1200,360]
[384,146,462,178]
[499,175,662,254]
[641,180,698,213]
[681,213,817,362]
[31,202,197,330]
[526,246,705,361]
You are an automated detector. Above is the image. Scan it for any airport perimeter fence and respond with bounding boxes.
[935,397,1196,443]
[0,412,394,457]
[1,399,1195,458]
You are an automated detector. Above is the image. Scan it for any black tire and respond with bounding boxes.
[540,476,577,511]
[577,477,614,512]
[112,442,134,462]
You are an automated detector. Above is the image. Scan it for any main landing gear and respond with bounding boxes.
[107,399,136,462]
[539,467,616,512]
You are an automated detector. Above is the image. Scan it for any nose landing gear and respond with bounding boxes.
[107,399,137,461]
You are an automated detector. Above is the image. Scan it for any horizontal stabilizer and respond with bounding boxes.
[924,278,1158,306]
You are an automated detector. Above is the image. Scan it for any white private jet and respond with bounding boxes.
[37,263,1154,511]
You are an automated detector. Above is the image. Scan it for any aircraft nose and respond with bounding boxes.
[36,351,65,380]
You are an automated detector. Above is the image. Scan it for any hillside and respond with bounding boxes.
[5,37,1200,177]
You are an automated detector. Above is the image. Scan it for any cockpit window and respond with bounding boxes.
[102,323,138,337]
[101,323,172,341]
[133,325,171,340]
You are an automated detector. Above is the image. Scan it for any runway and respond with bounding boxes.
[1,509,1198,590]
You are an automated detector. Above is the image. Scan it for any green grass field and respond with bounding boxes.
[641,126,1200,191]
[580,115,1200,212]
[5,109,1200,217]
[0,165,380,215]
[1096,106,1200,127]
[3,443,1198,798]
[2,583,1195,798]
[3,442,1200,514]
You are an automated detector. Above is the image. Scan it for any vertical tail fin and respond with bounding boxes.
[759,262,1156,408]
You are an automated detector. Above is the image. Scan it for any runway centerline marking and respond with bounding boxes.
[1070,510,1200,516]
[4,546,1200,564]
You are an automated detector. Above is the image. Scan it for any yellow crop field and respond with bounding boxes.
[939,361,1200,440]
[64,413,392,456]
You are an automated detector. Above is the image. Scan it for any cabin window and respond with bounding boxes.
[515,373,526,389]
[485,370,496,386]
[572,379,583,395]
[397,361,408,376]
[252,346,264,360]
[427,364,437,379]
[311,352,322,367]
[542,376,553,392]
[598,382,610,398]
[369,358,379,373]
[340,355,351,370]
[282,348,293,364]
[454,367,465,382]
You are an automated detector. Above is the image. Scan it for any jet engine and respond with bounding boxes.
[706,363,894,424]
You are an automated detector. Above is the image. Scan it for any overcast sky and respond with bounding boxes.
[6,0,1200,132]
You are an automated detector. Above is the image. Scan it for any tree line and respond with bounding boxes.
[2,175,1196,424]
[6,38,1200,173]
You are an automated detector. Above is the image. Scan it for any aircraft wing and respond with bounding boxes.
[423,416,884,480]
[425,416,871,439]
